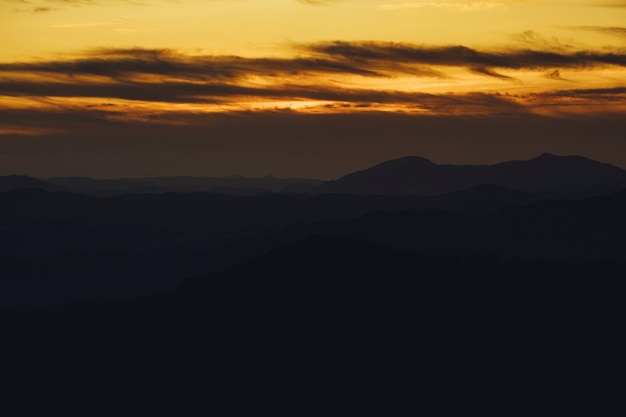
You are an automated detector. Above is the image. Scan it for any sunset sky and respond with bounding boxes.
[1,0,625,178]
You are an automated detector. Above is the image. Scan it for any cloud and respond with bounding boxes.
[547,69,565,80]
[31,6,59,13]
[50,21,119,28]
[297,0,340,4]
[8,0,336,12]
[511,31,576,51]
[0,46,439,80]
[595,2,626,8]
[8,0,182,13]
[537,86,626,101]
[112,27,159,33]
[1,42,625,140]
[379,2,504,11]
[569,26,626,38]
[1,44,624,178]
[306,41,626,73]
[0,77,529,114]
[2,43,624,82]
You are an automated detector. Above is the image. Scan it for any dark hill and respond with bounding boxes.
[319,153,626,195]
[48,175,322,196]
[0,175,66,193]
[229,188,626,263]
[1,185,623,308]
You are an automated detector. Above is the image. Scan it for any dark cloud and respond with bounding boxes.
[536,87,626,102]
[3,42,625,91]
[30,6,58,13]
[307,41,626,73]
[0,48,389,80]
[511,31,576,51]
[0,77,529,114]
[547,69,565,80]
[570,26,626,37]
[1,44,624,117]
[596,2,626,8]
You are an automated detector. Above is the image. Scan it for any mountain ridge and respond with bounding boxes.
[2,153,625,196]
[318,153,626,195]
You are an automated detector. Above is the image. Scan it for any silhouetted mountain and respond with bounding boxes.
[0,175,66,193]
[48,175,322,196]
[226,188,626,263]
[0,184,572,258]
[319,153,626,195]
[2,184,625,308]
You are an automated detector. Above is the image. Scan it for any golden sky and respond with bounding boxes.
[1,0,625,178]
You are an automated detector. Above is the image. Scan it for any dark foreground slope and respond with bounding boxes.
[1,236,623,412]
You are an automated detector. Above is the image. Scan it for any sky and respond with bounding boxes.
[1,0,625,179]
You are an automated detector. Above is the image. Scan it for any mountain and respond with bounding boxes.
[48,175,322,196]
[0,175,66,193]
[226,188,626,263]
[318,153,626,195]
[0,185,566,308]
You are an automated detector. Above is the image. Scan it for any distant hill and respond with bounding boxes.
[0,185,552,259]
[230,188,626,263]
[0,185,573,307]
[6,154,625,197]
[0,175,66,193]
[48,175,322,197]
[318,153,626,195]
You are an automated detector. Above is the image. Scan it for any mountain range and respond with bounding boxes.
[1,153,624,412]
[2,153,626,308]
[317,153,626,195]
[2,153,626,197]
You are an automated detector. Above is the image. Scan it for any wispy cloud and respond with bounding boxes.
[9,0,163,13]
[595,2,626,8]
[5,42,625,90]
[9,0,334,13]
[112,27,159,33]
[1,43,625,107]
[50,21,120,28]
[1,43,625,118]
[306,41,626,73]
[568,26,626,38]
[511,31,576,51]
[0,47,389,80]
[379,2,505,11]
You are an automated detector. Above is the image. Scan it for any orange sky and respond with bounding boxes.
[1,0,625,178]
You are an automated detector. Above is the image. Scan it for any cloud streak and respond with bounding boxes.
[379,2,504,12]
[0,48,391,80]
[3,42,624,84]
[569,26,626,38]
[306,41,626,72]
[1,43,625,122]
[50,21,120,28]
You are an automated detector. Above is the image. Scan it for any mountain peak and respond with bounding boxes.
[366,156,436,171]
[319,153,626,195]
